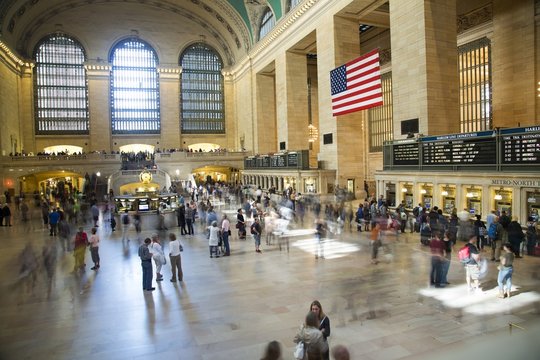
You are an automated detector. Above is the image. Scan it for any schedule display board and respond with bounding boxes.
[501,126,540,164]
[420,130,496,165]
[392,140,419,165]
[244,150,309,169]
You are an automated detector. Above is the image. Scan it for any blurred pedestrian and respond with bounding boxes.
[331,345,350,360]
[73,227,88,272]
[497,242,514,298]
[88,227,100,270]
[260,340,282,360]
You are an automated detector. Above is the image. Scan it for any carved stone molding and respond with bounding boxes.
[457,4,493,34]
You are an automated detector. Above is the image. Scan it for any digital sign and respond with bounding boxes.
[420,131,496,165]
[501,126,540,164]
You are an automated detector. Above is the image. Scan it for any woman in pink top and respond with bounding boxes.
[88,227,100,270]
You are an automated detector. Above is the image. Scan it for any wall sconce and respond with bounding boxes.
[401,187,408,192]
[494,193,503,200]
[420,189,427,194]
[466,192,473,198]
[441,190,449,196]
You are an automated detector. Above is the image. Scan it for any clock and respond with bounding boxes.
[139,170,153,184]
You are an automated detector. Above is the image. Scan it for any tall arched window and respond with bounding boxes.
[180,43,224,134]
[33,34,89,134]
[110,38,160,134]
[259,7,275,40]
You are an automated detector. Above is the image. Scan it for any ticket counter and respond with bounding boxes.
[464,186,482,216]
[440,185,456,214]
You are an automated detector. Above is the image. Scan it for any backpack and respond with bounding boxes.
[458,244,471,264]
[487,223,498,239]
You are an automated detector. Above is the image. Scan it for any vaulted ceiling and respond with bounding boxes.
[0,0,281,66]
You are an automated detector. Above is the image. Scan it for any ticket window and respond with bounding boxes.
[526,192,540,221]
[304,178,316,193]
[494,188,512,216]
[441,186,456,214]
[385,183,396,207]
[401,184,413,209]
[420,184,433,209]
[464,187,482,216]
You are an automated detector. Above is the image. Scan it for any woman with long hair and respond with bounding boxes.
[293,312,328,360]
[310,300,331,360]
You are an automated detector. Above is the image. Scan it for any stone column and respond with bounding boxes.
[390,0,459,136]
[316,15,366,188]
[19,65,35,153]
[86,63,112,151]
[492,0,536,127]
[275,51,309,151]
[256,73,277,153]
[158,66,181,149]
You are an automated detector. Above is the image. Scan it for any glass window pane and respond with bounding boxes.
[259,8,276,39]
[180,43,224,134]
[369,72,393,152]
[33,34,89,134]
[110,39,160,134]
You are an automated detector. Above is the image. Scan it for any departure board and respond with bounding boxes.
[392,141,419,165]
[501,126,540,164]
[421,131,496,165]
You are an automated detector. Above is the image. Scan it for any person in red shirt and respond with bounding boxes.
[429,232,446,287]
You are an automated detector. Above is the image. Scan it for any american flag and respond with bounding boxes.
[330,49,383,116]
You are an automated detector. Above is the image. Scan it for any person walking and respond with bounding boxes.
[88,227,100,270]
[150,233,165,281]
[168,233,183,282]
[138,237,155,291]
[91,203,99,227]
[370,222,382,264]
[49,208,60,236]
[236,208,246,239]
[73,227,88,272]
[310,300,331,360]
[497,243,514,298]
[2,203,11,226]
[315,218,327,259]
[221,214,231,256]
[463,234,482,292]
[121,209,130,241]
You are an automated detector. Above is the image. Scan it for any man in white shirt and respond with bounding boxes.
[168,233,183,282]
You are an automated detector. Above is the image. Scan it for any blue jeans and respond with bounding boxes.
[430,256,443,286]
[440,255,451,284]
[497,266,513,292]
[222,231,230,255]
[141,260,153,290]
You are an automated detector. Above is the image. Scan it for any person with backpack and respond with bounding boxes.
[251,217,262,253]
[459,234,482,292]
[489,216,504,262]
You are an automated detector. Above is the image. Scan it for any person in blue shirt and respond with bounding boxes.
[48,208,60,236]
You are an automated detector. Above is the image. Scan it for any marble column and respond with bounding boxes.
[390,0,459,136]
[86,63,112,151]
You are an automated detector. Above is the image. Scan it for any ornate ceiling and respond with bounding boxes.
[0,0,284,66]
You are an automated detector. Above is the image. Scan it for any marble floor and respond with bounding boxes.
[1,204,540,360]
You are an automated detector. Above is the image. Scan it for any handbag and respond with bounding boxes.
[293,342,305,360]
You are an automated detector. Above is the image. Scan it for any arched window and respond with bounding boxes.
[33,34,89,134]
[180,43,224,134]
[259,7,275,40]
[287,0,302,13]
[110,38,160,134]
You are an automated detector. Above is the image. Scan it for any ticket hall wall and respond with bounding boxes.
[374,171,540,224]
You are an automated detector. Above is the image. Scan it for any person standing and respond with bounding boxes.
[168,233,183,282]
[464,235,482,292]
[185,202,194,235]
[497,243,514,298]
[251,217,262,253]
[73,227,88,272]
[58,218,71,252]
[138,237,155,291]
[507,216,525,258]
[221,214,231,256]
[490,216,504,261]
[176,204,186,235]
[429,232,445,288]
[88,227,100,270]
[150,233,165,281]
[208,221,221,258]
[2,203,11,226]
[293,312,328,359]
[440,232,453,286]
[49,208,60,236]
[310,300,331,360]
[236,208,246,239]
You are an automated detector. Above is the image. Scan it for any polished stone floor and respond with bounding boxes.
[1,203,540,360]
